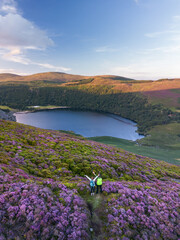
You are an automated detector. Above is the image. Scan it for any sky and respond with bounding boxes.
[1,0,180,79]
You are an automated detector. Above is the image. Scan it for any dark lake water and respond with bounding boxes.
[14,109,144,140]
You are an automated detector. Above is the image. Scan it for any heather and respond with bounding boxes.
[0,172,90,239]
[103,181,180,240]
[0,120,180,239]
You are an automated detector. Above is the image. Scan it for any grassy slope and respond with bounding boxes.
[89,134,180,165]
[142,88,180,110]
[89,123,180,166]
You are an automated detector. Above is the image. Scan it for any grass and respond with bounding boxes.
[27,105,70,110]
[138,123,180,149]
[88,123,180,166]
[59,130,85,138]
[0,105,15,111]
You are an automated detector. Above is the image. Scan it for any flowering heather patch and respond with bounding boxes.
[0,169,90,240]
[0,120,179,181]
[0,120,180,239]
[102,180,180,240]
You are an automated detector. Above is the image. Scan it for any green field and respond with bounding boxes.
[88,123,180,165]
[0,105,14,111]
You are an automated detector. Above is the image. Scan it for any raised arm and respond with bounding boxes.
[93,175,99,181]
[84,175,92,181]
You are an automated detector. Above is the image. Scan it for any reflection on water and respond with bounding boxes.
[14,109,144,141]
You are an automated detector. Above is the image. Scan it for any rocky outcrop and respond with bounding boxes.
[0,109,16,121]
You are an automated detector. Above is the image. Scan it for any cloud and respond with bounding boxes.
[1,47,71,71]
[145,15,180,38]
[145,30,180,38]
[109,64,163,80]
[144,15,180,55]
[0,68,17,73]
[0,0,17,14]
[36,63,71,72]
[0,0,70,72]
[173,15,180,21]
[95,46,120,53]
[109,64,151,79]
[0,68,30,75]
[145,30,172,38]
[0,12,53,53]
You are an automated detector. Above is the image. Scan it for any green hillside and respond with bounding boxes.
[0,120,179,239]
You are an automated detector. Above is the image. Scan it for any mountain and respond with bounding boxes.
[0,73,20,80]
[0,71,179,93]
[0,72,134,83]
[0,72,88,83]
[0,120,179,239]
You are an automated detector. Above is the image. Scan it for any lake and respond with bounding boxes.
[14,109,144,140]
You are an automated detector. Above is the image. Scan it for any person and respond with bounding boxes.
[96,174,103,194]
[85,174,99,195]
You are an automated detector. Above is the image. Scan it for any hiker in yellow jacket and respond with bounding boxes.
[95,173,102,194]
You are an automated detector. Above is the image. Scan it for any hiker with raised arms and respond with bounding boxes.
[96,173,103,194]
[85,172,99,195]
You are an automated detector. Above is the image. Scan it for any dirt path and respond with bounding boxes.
[86,194,107,240]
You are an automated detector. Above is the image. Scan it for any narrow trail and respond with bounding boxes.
[85,194,107,240]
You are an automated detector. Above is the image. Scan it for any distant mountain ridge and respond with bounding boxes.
[0,72,88,83]
[0,71,180,111]
[0,72,135,83]
[0,71,180,84]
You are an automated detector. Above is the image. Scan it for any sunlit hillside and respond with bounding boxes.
[0,72,180,109]
[0,72,88,83]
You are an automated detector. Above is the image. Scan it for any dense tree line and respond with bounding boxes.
[0,84,178,134]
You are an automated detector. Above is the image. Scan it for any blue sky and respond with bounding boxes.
[0,0,180,79]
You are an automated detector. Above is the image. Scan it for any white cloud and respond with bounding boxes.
[144,15,180,56]
[0,68,30,75]
[0,0,71,73]
[0,13,53,52]
[0,68,16,73]
[173,15,180,21]
[145,30,177,38]
[36,63,71,72]
[1,47,71,71]
[109,64,152,79]
[108,55,180,80]
[140,45,180,55]
[95,46,120,53]
[146,15,180,39]
[0,0,17,14]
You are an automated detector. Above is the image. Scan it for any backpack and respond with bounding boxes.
[97,177,102,185]
[90,180,95,187]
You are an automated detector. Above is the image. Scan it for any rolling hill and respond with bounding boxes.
[0,72,179,110]
[0,72,88,83]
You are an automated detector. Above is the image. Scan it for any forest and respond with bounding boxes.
[0,83,179,134]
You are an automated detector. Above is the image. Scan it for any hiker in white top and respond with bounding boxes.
[85,173,99,195]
